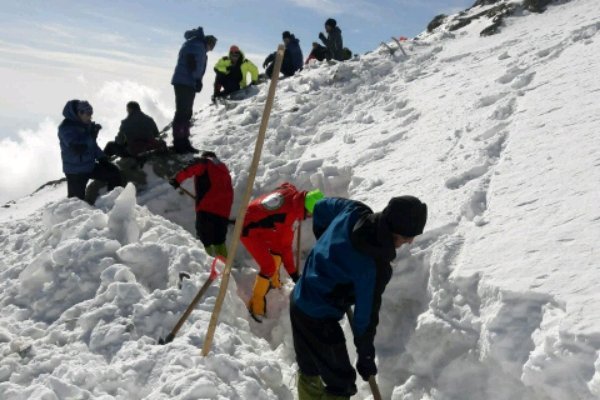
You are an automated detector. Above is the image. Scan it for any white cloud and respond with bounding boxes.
[287,0,386,21]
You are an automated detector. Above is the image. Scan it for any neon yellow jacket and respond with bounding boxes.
[214,51,258,88]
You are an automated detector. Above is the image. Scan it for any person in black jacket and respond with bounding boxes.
[291,196,427,399]
[104,101,166,158]
[319,18,344,61]
[263,31,304,78]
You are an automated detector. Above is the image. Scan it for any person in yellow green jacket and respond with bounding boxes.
[212,45,258,100]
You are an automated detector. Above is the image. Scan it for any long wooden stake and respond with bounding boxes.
[201,45,285,356]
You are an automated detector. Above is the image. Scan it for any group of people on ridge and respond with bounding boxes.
[56,18,428,400]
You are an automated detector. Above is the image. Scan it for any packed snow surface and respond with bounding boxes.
[1,0,600,399]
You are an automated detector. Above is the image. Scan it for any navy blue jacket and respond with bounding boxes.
[292,198,395,358]
[58,100,104,174]
[171,28,208,88]
[286,37,303,72]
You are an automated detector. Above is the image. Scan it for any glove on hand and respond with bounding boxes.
[90,123,102,138]
[356,354,377,382]
[169,178,180,189]
[319,32,326,41]
[195,80,203,93]
[98,157,111,166]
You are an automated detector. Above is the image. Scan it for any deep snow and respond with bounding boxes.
[1,0,600,399]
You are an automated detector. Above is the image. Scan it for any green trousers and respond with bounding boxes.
[298,373,349,400]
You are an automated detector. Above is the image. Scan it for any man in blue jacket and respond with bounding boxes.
[171,27,217,154]
[58,100,123,201]
[263,31,303,78]
[291,196,427,399]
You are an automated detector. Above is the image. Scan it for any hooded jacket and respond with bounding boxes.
[115,110,161,156]
[171,28,208,88]
[320,26,344,61]
[214,50,259,89]
[292,197,396,360]
[58,100,104,174]
[285,36,304,73]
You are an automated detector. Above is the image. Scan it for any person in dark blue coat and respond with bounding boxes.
[291,196,427,399]
[170,27,217,154]
[58,100,123,201]
[263,31,303,78]
[319,18,344,61]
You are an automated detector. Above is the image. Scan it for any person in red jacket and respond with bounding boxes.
[242,182,324,322]
[169,151,233,258]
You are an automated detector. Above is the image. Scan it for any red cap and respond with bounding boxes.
[229,45,240,54]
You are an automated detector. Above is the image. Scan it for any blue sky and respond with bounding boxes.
[0,0,473,202]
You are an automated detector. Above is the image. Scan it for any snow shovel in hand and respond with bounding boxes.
[346,308,383,400]
[158,256,224,345]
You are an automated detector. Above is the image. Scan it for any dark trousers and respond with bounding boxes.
[290,297,357,397]
[266,63,296,79]
[66,162,123,201]
[173,84,196,125]
[104,141,130,158]
[214,73,241,97]
[196,211,229,247]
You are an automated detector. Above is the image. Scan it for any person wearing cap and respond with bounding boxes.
[171,26,217,154]
[169,151,233,258]
[263,31,304,78]
[212,45,259,101]
[305,42,329,65]
[58,99,123,201]
[318,18,344,61]
[241,183,324,322]
[290,196,427,399]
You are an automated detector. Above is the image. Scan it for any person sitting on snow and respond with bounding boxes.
[263,31,304,78]
[290,196,427,399]
[58,100,123,202]
[104,101,166,158]
[305,42,329,64]
[212,45,259,101]
[319,18,344,61]
[169,151,233,258]
[241,183,324,322]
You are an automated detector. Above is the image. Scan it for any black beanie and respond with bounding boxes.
[381,196,427,237]
[325,18,337,28]
[282,31,292,39]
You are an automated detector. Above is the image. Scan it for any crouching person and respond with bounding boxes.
[291,196,427,399]
[58,100,123,202]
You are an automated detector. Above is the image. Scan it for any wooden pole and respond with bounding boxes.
[201,45,286,356]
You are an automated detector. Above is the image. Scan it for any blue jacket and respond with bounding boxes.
[171,28,208,88]
[286,37,303,72]
[58,100,104,175]
[293,198,395,357]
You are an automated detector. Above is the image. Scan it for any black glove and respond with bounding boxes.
[169,178,180,189]
[319,32,326,42]
[249,81,257,87]
[290,271,300,283]
[70,143,87,155]
[98,157,111,166]
[195,80,203,93]
[356,353,377,381]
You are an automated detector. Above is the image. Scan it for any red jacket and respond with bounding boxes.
[175,156,233,218]
[242,183,306,272]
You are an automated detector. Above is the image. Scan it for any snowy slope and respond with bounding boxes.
[2,0,600,399]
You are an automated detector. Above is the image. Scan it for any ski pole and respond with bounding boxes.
[158,256,224,345]
[201,44,285,357]
[346,308,383,400]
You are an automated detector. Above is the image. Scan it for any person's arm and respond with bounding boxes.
[214,57,229,74]
[150,119,160,139]
[333,31,343,58]
[174,159,207,184]
[246,60,259,84]
[263,52,276,69]
[115,121,127,145]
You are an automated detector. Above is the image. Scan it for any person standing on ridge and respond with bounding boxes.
[319,18,344,61]
[241,183,324,322]
[104,101,166,158]
[169,151,233,258]
[171,26,217,154]
[212,45,259,101]
[263,31,303,78]
[58,100,123,202]
[291,196,427,399]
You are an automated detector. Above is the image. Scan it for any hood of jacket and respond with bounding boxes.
[62,100,81,122]
[184,26,205,41]
[351,212,396,263]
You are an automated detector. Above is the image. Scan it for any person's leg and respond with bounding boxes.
[290,299,357,398]
[173,85,198,153]
[265,63,274,79]
[66,174,88,200]
[103,142,129,158]
[221,75,241,96]
[90,162,123,192]
[270,255,282,289]
[196,211,220,256]
[241,234,277,319]
[211,214,229,258]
